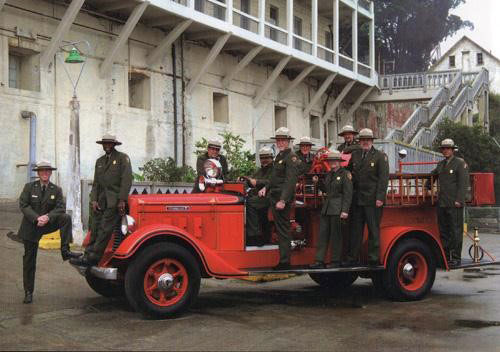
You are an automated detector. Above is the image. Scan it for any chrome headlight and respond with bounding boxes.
[121,214,136,235]
[204,159,222,179]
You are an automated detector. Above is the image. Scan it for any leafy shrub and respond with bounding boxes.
[136,157,196,183]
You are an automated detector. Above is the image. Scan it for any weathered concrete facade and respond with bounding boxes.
[0,0,376,199]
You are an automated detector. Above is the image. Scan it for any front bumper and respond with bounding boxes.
[71,264,118,280]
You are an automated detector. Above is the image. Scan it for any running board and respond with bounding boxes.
[448,259,500,270]
[246,265,385,275]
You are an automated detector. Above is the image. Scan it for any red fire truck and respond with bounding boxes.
[73,152,498,318]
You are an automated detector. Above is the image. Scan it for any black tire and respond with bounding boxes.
[309,272,358,291]
[85,272,125,297]
[383,238,436,301]
[124,243,201,318]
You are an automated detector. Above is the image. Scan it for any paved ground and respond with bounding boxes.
[1,201,500,351]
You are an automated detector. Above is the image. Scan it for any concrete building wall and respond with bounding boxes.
[0,0,351,200]
[431,37,500,93]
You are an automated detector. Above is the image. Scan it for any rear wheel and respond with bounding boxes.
[384,239,436,301]
[85,272,124,297]
[309,272,358,291]
[125,243,201,318]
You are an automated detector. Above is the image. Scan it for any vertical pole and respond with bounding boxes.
[334,0,339,65]
[352,1,358,74]
[226,0,233,24]
[67,96,84,244]
[369,1,375,78]
[287,0,293,47]
[312,0,318,57]
[188,0,194,9]
[259,0,265,37]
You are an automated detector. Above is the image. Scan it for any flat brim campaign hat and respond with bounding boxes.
[271,127,295,140]
[358,128,376,140]
[338,125,359,137]
[33,160,57,171]
[96,133,122,145]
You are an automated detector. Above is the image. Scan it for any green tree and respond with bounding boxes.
[374,0,473,73]
[489,93,500,140]
[434,120,500,204]
[195,131,256,181]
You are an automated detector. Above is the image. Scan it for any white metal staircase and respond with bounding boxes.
[384,68,489,149]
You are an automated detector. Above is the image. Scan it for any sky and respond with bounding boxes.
[440,0,500,59]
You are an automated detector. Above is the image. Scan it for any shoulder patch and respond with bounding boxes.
[464,163,468,169]
[384,154,388,162]
[347,171,352,180]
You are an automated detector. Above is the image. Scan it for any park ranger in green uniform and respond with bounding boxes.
[18,161,82,304]
[244,146,274,246]
[193,139,228,193]
[336,125,361,153]
[259,127,300,270]
[428,138,468,266]
[310,151,353,269]
[297,136,314,175]
[346,128,389,266]
[73,134,132,266]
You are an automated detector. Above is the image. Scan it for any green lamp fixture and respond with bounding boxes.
[65,47,85,64]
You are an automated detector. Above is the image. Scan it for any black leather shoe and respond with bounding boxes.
[309,261,325,269]
[273,262,291,271]
[326,262,341,269]
[23,291,33,304]
[61,250,83,261]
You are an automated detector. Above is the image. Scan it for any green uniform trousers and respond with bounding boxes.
[87,207,120,259]
[23,214,72,292]
[315,215,343,263]
[271,201,292,264]
[349,205,383,263]
[437,207,464,261]
[245,196,270,243]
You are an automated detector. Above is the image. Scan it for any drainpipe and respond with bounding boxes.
[21,111,36,183]
[180,35,186,166]
[172,42,178,164]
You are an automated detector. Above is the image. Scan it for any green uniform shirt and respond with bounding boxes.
[248,164,273,196]
[338,140,361,153]
[268,148,299,203]
[297,151,313,175]
[18,180,66,241]
[430,156,468,207]
[347,146,389,206]
[318,168,353,215]
[90,149,133,209]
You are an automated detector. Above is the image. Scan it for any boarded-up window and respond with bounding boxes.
[310,115,320,139]
[129,72,151,110]
[213,92,229,123]
[8,47,40,91]
[275,105,287,129]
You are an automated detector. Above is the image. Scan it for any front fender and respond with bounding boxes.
[113,224,247,277]
[380,226,447,269]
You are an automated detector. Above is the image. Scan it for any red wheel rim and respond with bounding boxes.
[143,258,189,307]
[397,251,428,291]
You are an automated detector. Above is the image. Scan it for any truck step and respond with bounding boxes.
[246,264,385,275]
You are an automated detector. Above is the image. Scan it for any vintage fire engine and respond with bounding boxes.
[73,150,498,318]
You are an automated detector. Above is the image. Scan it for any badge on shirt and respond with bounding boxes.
[336,176,341,180]
[113,160,117,165]
[450,170,454,174]
[279,160,283,164]
[32,195,38,198]
[51,195,55,199]
[371,162,375,167]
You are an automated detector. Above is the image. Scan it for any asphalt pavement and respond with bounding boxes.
[1,201,499,351]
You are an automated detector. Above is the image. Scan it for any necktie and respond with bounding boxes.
[41,185,46,198]
[362,151,367,160]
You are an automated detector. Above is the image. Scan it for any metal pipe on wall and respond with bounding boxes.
[172,42,178,164]
[21,111,36,183]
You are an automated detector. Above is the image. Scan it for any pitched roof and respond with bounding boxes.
[429,35,500,71]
